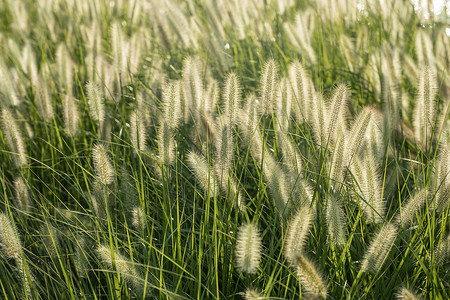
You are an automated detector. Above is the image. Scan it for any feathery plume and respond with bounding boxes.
[86,81,105,123]
[351,153,384,224]
[63,95,80,136]
[236,223,262,274]
[40,223,59,257]
[326,195,346,246]
[0,213,22,260]
[163,80,182,130]
[329,135,347,189]
[1,108,27,167]
[75,237,89,278]
[285,206,315,264]
[110,22,127,75]
[295,254,327,299]
[395,287,421,300]
[131,206,146,232]
[413,67,437,146]
[326,84,348,145]
[130,111,147,153]
[182,56,204,113]
[35,77,54,121]
[14,177,31,215]
[396,189,428,227]
[0,213,30,295]
[361,223,397,274]
[435,128,450,212]
[345,107,372,163]
[289,60,311,123]
[240,94,261,138]
[204,79,219,116]
[187,151,217,194]
[276,77,292,130]
[223,72,241,126]
[215,124,234,176]
[309,90,326,144]
[97,245,146,297]
[277,131,302,175]
[56,44,73,94]
[92,144,114,186]
[434,232,450,266]
[158,121,176,165]
[244,288,265,300]
[260,59,278,114]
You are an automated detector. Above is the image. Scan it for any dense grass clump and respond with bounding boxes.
[0,0,449,299]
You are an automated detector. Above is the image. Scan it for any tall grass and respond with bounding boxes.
[0,0,449,299]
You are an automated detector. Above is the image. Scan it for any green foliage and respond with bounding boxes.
[0,0,449,299]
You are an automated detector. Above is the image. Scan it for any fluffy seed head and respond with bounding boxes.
[361,223,397,274]
[40,223,59,257]
[158,121,176,165]
[295,254,327,299]
[329,135,347,189]
[288,60,310,123]
[182,56,204,112]
[285,206,315,265]
[326,84,348,145]
[130,111,147,153]
[277,131,302,175]
[236,223,262,274]
[97,245,145,296]
[395,287,421,300]
[351,153,384,224]
[326,195,346,246]
[163,80,182,130]
[434,232,450,266]
[86,81,105,123]
[63,95,79,136]
[223,72,241,126]
[14,177,31,214]
[110,22,127,74]
[35,77,54,121]
[276,77,292,130]
[187,151,217,195]
[396,189,428,227]
[75,237,89,278]
[215,124,234,175]
[260,59,278,114]
[131,207,146,232]
[92,144,114,186]
[0,213,22,260]
[244,288,265,300]
[413,67,437,146]
[1,108,27,168]
[346,107,372,163]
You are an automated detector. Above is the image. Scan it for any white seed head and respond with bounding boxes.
[361,223,397,274]
[285,205,315,264]
[187,151,217,195]
[223,72,241,126]
[130,111,147,153]
[158,121,176,165]
[63,95,79,136]
[395,287,421,300]
[0,213,22,260]
[295,254,327,299]
[14,177,31,214]
[92,144,114,186]
[86,81,105,123]
[260,59,278,114]
[1,108,27,168]
[236,223,262,274]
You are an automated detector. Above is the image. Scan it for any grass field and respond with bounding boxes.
[0,0,449,299]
